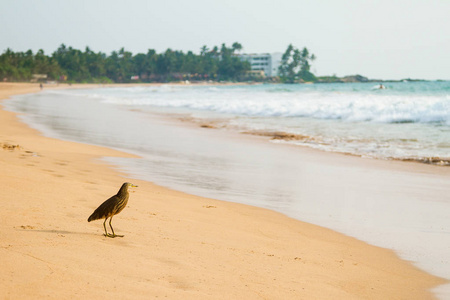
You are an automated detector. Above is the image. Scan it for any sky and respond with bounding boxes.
[0,0,449,80]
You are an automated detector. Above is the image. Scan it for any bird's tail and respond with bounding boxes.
[88,208,105,222]
[88,213,96,222]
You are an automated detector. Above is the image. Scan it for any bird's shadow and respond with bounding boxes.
[15,227,98,236]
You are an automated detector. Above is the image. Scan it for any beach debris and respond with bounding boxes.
[203,205,217,209]
[19,225,35,229]
[242,130,314,142]
[1,143,40,156]
[200,124,215,129]
[400,157,450,166]
[1,143,21,150]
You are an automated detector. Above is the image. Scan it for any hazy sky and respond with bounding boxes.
[1,0,449,80]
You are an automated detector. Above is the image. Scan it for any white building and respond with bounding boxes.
[238,53,283,77]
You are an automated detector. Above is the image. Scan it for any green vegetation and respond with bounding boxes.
[278,44,316,83]
[0,48,62,82]
[1,43,326,83]
[0,43,251,83]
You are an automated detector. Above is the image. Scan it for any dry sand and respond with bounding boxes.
[0,82,446,299]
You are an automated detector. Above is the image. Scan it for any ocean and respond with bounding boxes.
[5,81,450,297]
[71,81,450,162]
[11,81,450,163]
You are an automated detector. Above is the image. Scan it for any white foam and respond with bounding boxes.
[98,84,450,125]
[84,83,450,161]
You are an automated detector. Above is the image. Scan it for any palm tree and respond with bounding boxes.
[200,45,209,56]
[232,42,243,53]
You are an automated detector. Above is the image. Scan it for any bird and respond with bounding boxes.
[88,182,138,238]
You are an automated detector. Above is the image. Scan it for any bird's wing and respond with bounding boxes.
[87,195,119,221]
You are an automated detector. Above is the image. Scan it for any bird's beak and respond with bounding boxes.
[132,184,138,187]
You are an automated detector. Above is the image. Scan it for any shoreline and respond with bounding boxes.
[0,82,447,299]
[41,80,450,167]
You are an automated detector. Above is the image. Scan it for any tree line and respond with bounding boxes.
[0,43,317,83]
[0,43,251,83]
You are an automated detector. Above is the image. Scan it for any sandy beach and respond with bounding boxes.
[0,83,446,299]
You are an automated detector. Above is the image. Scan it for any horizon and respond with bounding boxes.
[1,0,449,80]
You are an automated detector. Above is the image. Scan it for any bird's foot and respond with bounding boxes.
[104,233,124,238]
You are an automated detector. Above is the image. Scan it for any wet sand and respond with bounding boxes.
[0,82,446,299]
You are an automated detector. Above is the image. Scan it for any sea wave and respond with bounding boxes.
[98,88,450,125]
[11,84,450,164]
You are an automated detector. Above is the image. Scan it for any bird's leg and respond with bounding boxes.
[109,216,123,238]
[103,217,114,237]
[103,218,109,237]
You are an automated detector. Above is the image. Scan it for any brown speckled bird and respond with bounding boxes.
[88,182,138,238]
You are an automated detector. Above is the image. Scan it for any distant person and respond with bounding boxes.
[378,84,386,89]
[40,83,43,90]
